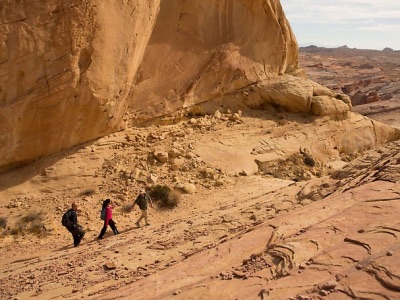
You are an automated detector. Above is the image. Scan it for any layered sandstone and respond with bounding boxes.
[0,0,301,171]
[130,0,299,121]
[0,0,160,172]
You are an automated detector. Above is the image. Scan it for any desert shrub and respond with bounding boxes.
[10,211,48,236]
[149,185,181,209]
[10,223,24,236]
[21,211,44,223]
[26,220,47,236]
[149,185,171,201]
[0,217,7,229]
[79,188,96,197]
[163,190,181,208]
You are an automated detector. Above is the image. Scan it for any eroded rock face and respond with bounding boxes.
[130,0,299,121]
[0,0,160,171]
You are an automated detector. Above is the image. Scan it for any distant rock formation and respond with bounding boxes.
[382,47,394,52]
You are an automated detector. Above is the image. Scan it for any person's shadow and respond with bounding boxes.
[55,227,143,251]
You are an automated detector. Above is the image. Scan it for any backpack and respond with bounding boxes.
[62,210,73,227]
[100,207,106,220]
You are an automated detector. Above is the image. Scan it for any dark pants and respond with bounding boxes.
[98,219,118,239]
[67,225,85,247]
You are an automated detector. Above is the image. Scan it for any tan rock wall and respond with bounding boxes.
[130,0,299,121]
[0,0,160,171]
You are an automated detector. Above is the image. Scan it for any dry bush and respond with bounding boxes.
[0,217,7,229]
[21,211,44,223]
[10,223,24,236]
[149,185,181,209]
[79,188,97,197]
[8,211,48,237]
[149,185,171,201]
[164,190,181,208]
[26,220,47,236]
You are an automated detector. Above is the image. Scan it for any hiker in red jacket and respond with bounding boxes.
[97,199,119,239]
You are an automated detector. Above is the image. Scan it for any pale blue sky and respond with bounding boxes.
[280,0,400,50]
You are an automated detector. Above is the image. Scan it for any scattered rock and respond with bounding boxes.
[182,184,196,194]
[153,151,169,163]
[104,262,117,270]
[321,280,337,290]
[213,110,222,119]
[173,289,181,295]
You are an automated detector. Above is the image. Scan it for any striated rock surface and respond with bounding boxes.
[130,0,299,121]
[0,106,399,299]
[0,0,160,172]
[93,141,400,300]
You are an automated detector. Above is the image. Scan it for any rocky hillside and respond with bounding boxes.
[299,46,400,130]
[0,108,399,299]
[300,46,400,106]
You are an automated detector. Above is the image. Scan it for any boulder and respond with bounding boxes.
[311,96,351,116]
[153,150,168,163]
[258,75,313,113]
[182,183,196,194]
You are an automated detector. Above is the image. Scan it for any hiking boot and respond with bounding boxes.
[145,223,150,226]
[135,222,140,228]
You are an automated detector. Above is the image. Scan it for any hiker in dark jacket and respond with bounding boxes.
[133,189,154,227]
[63,203,85,247]
[98,199,119,239]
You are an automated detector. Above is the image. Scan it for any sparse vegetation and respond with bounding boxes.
[79,188,97,197]
[26,220,47,236]
[335,94,344,100]
[10,224,24,236]
[0,217,7,229]
[7,211,48,237]
[21,211,44,223]
[164,190,181,208]
[149,185,181,209]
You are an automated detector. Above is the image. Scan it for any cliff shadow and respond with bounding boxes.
[0,139,99,192]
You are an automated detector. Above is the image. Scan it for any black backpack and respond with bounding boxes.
[61,210,74,227]
[100,207,106,220]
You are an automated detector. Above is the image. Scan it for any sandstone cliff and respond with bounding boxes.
[130,0,299,121]
[0,0,160,172]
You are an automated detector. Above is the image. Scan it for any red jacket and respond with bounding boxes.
[105,206,113,226]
